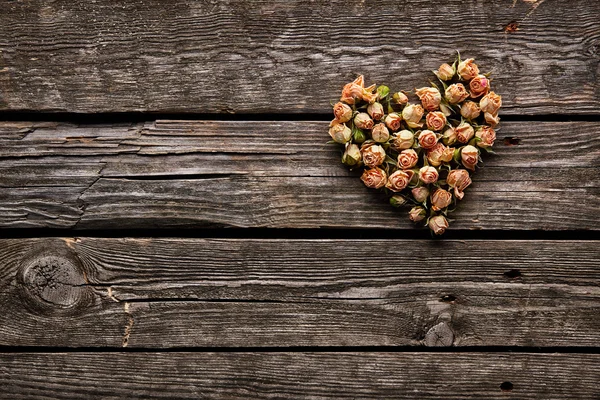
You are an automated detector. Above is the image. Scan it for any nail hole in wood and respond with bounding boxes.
[500,381,514,391]
[503,269,521,279]
[440,294,456,303]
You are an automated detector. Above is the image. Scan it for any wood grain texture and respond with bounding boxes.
[0,0,598,114]
[0,238,597,348]
[0,120,598,230]
[0,352,598,399]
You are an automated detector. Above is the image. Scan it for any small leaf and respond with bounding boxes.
[377,85,390,99]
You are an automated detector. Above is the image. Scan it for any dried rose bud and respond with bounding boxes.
[418,129,439,150]
[429,215,449,235]
[409,206,427,223]
[386,170,415,192]
[333,102,353,123]
[484,112,500,127]
[412,187,430,203]
[460,101,481,120]
[371,123,390,143]
[456,122,475,144]
[340,75,365,105]
[480,91,502,115]
[367,102,385,120]
[447,169,472,200]
[437,63,456,81]
[402,104,424,129]
[476,126,496,148]
[392,92,409,105]
[415,87,442,111]
[444,83,469,104]
[469,75,490,98]
[390,195,408,207]
[360,141,387,168]
[360,167,387,189]
[328,122,352,143]
[457,58,480,81]
[397,149,419,170]
[431,188,453,211]
[385,113,402,131]
[361,83,378,104]
[427,143,453,167]
[461,145,479,171]
[426,111,447,132]
[442,127,457,146]
[354,112,374,130]
[419,165,439,184]
[342,143,362,166]
[390,130,414,151]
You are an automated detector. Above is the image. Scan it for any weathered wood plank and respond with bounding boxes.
[0,0,598,114]
[0,352,598,399]
[0,238,597,348]
[0,120,597,230]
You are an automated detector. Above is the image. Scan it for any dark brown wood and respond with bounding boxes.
[0,352,598,399]
[0,0,598,114]
[0,238,597,348]
[0,120,597,230]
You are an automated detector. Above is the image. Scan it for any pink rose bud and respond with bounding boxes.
[360,167,387,189]
[328,122,352,143]
[428,215,449,235]
[425,111,447,132]
[342,143,362,166]
[415,87,442,111]
[390,195,408,207]
[340,75,366,105]
[444,83,469,104]
[409,206,427,223]
[460,101,481,120]
[469,75,490,98]
[447,169,472,200]
[384,113,403,131]
[354,112,374,130]
[402,104,424,128]
[360,141,387,168]
[419,165,439,184]
[418,129,439,150]
[333,102,353,123]
[437,63,456,81]
[397,149,419,170]
[426,143,453,167]
[476,126,497,148]
[367,102,385,120]
[442,127,457,145]
[392,92,409,105]
[461,145,479,171]
[484,112,500,127]
[390,130,414,151]
[457,58,480,81]
[411,186,430,203]
[480,91,502,115]
[371,123,390,143]
[431,188,453,211]
[386,170,415,192]
[455,121,475,144]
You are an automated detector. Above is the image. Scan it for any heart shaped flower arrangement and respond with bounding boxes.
[328,55,501,235]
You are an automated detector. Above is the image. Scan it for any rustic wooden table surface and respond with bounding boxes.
[0,0,599,398]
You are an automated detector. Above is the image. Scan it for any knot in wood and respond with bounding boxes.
[424,322,455,347]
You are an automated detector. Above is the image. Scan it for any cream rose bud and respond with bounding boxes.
[342,143,361,166]
[415,87,442,111]
[455,122,475,144]
[354,112,374,130]
[447,169,472,200]
[444,83,469,104]
[418,129,439,150]
[392,92,409,105]
[437,63,455,81]
[360,167,387,189]
[402,104,424,128]
[328,122,352,143]
[411,187,429,203]
[460,101,481,120]
[367,102,385,120]
[386,170,415,192]
[390,130,414,151]
[333,102,352,123]
[426,111,447,132]
[484,112,500,127]
[480,91,502,115]
[384,113,402,131]
[419,165,439,184]
[429,215,449,235]
[409,206,427,223]
[457,58,479,81]
[431,188,453,211]
[442,127,457,145]
[469,74,490,98]
[371,123,390,143]
[360,142,387,168]
[476,126,496,148]
[427,143,453,167]
[461,145,479,171]
[397,149,419,170]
